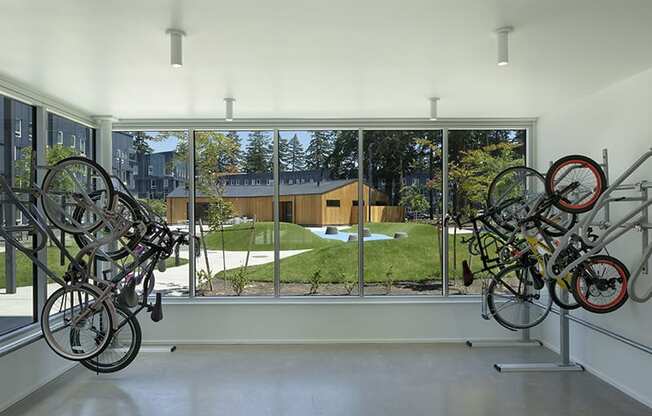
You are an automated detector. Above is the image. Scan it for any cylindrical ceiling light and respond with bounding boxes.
[429,97,440,121]
[495,26,513,66]
[224,98,236,121]
[166,28,186,68]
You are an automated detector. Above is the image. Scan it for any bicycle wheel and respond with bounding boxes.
[41,285,114,361]
[545,155,606,214]
[486,262,552,329]
[571,255,629,313]
[548,277,580,310]
[540,206,577,237]
[78,304,142,373]
[73,191,146,261]
[41,157,116,235]
[488,166,545,231]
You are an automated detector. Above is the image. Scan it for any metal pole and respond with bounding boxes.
[441,128,449,296]
[602,148,610,225]
[34,106,47,320]
[273,129,281,297]
[188,129,196,297]
[357,129,364,297]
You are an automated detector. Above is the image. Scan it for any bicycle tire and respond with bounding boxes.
[548,278,580,310]
[72,191,145,261]
[41,284,114,361]
[545,155,606,214]
[486,262,552,330]
[487,166,545,231]
[571,255,629,313]
[41,156,116,235]
[79,304,142,373]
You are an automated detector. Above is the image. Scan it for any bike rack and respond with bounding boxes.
[493,147,652,372]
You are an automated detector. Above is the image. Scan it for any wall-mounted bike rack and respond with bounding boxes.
[494,147,652,372]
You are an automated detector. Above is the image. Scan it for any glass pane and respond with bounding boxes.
[447,129,527,295]
[193,130,274,296]
[279,130,359,296]
[45,113,95,297]
[112,130,190,296]
[0,97,36,335]
[362,130,443,295]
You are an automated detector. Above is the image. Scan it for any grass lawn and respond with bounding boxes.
[202,222,339,251]
[1,246,188,289]
[209,222,472,284]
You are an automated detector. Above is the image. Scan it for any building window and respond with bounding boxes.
[164,179,169,188]
[70,135,76,149]
[28,122,33,139]
[57,131,63,145]
[288,179,294,185]
[14,119,21,138]
[148,165,153,175]
[151,180,156,189]
[326,199,341,207]
[80,138,86,155]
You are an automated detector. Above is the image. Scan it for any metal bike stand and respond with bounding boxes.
[494,291,583,372]
[466,285,542,348]
[140,345,177,353]
[466,328,543,348]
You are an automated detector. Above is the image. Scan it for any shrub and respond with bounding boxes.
[231,267,249,296]
[309,270,322,295]
[342,273,356,295]
[384,266,395,294]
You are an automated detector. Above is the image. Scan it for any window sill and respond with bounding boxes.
[0,323,43,359]
[159,295,483,305]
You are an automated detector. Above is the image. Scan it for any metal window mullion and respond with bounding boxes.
[188,129,196,298]
[357,129,364,297]
[442,128,449,296]
[34,106,48,320]
[273,129,280,297]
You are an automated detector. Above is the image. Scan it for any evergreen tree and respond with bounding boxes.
[278,135,291,170]
[285,134,306,172]
[305,131,333,170]
[243,131,272,173]
[225,131,243,170]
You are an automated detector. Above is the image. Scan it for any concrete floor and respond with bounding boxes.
[2,344,650,416]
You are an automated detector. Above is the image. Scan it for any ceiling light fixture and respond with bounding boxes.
[224,98,235,121]
[495,26,513,66]
[166,28,186,68]
[429,97,440,121]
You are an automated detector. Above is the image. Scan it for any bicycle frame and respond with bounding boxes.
[546,148,652,302]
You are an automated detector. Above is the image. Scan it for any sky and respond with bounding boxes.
[146,130,314,153]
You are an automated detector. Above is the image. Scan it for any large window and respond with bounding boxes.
[446,129,527,295]
[112,131,190,296]
[0,96,36,335]
[363,130,443,295]
[193,130,274,296]
[278,130,359,296]
[101,126,530,300]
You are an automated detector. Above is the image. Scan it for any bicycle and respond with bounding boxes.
[547,148,652,310]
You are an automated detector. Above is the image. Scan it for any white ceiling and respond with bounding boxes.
[1,0,652,120]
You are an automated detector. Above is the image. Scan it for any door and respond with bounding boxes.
[280,201,293,223]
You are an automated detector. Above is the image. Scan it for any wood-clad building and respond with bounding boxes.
[166,180,404,226]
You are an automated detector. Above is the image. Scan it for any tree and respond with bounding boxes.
[131,131,155,155]
[326,131,358,179]
[287,134,306,172]
[243,131,272,173]
[305,131,333,170]
[225,131,243,169]
[449,142,524,217]
[399,184,429,219]
[278,135,291,170]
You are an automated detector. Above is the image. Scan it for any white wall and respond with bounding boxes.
[139,301,516,344]
[535,67,652,408]
[0,339,75,412]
